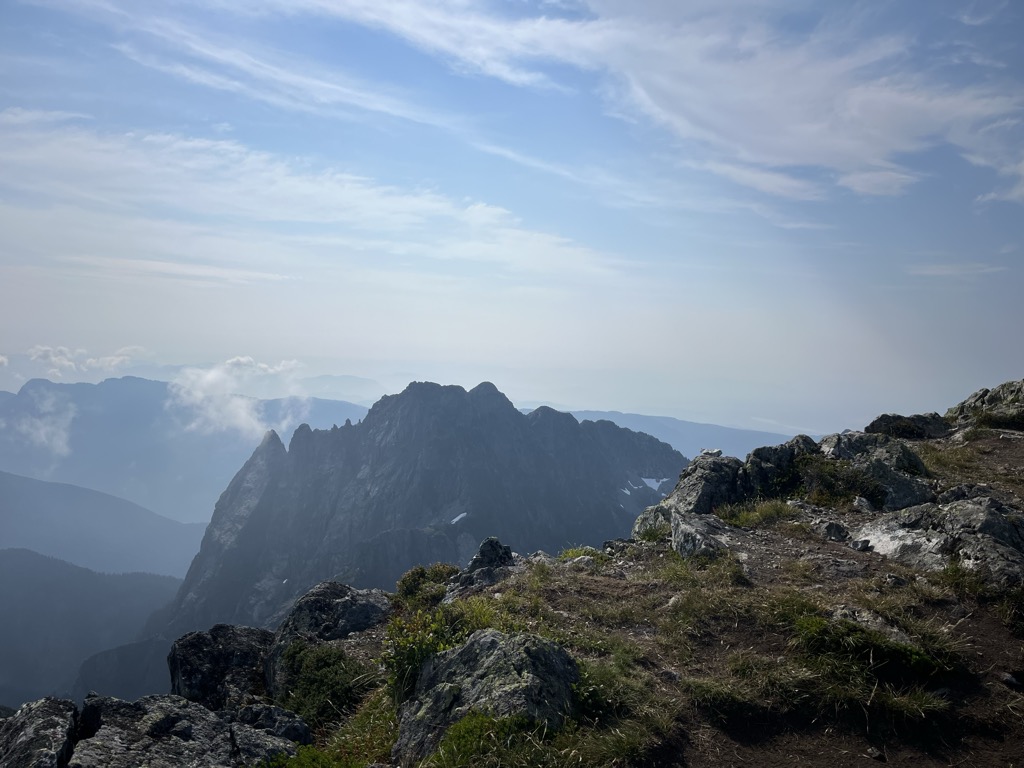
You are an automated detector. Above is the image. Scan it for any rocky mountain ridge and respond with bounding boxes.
[155,381,685,638]
[4,379,1024,767]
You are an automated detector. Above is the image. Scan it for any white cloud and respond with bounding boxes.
[183,0,1022,200]
[838,169,920,196]
[14,387,77,457]
[0,354,8,366]
[0,107,91,125]
[29,345,86,378]
[27,345,144,376]
[700,162,825,201]
[906,263,1007,277]
[0,120,622,284]
[167,358,308,439]
[955,1,1008,26]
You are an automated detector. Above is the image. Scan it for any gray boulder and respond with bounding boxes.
[232,704,312,745]
[671,513,731,558]
[69,693,296,768]
[818,432,933,511]
[452,538,524,594]
[741,435,819,498]
[467,537,514,572]
[0,697,77,768]
[168,624,273,712]
[864,412,952,440]
[852,495,1024,585]
[632,454,745,542]
[946,380,1024,428]
[392,629,578,766]
[266,581,392,700]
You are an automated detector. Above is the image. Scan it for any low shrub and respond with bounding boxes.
[797,455,887,509]
[717,499,794,528]
[382,598,497,700]
[278,642,378,732]
[396,562,461,612]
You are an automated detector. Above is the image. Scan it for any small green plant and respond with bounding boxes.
[975,410,1024,431]
[717,499,794,528]
[260,745,337,768]
[558,546,610,564]
[382,598,497,700]
[424,712,538,768]
[396,562,461,612]
[635,521,671,542]
[278,642,378,732]
[797,455,887,509]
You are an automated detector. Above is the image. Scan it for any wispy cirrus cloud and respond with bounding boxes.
[0,118,624,287]
[906,262,1007,277]
[0,107,92,125]
[172,0,1022,200]
[38,0,1023,209]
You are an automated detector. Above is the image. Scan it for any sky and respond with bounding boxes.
[0,0,1022,435]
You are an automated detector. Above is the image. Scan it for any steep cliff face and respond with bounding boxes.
[160,382,684,636]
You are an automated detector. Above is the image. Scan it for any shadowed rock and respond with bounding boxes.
[266,582,392,701]
[0,697,77,768]
[392,629,579,766]
[865,412,952,440]
[69,693,296,768]
[168,624,273,712]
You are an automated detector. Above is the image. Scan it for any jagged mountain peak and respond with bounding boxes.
[158,380,685,638]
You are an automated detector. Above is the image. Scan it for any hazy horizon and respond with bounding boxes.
[2,1,1022,435]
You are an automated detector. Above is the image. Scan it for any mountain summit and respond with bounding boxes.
[158,381,685,636]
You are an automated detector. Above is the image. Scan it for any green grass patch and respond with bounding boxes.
[277,642,378,732]
[395,562,461,612]
[558,546,611,564]
[717,499,795,528]
[635,520,671,542]
[382,597,500,700]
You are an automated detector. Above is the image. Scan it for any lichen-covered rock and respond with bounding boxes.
[450,538,526,595]
[741,435,819,498]
[392,629,578,766]
[231,704,312,745]
[946,380,1024,428]
[168,624,273,712]
[0,697,77,768]
[852,495,1024,585]
[467,537,513,572]
[68,693,296,768]
[817,432,933,511]
[671,513,731,558]
[660,454,745,517]
[266,581,392,700]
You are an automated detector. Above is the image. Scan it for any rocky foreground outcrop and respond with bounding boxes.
[0,693,298,768]
[634,382,1024,587]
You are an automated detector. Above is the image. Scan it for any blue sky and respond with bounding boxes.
[0,0,1022,434]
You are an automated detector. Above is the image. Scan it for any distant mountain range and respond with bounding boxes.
[0,377,796,530]
[0,549,180,708]
[569,410,795,461]
[0,470,203,577]
[0,377,368,523]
